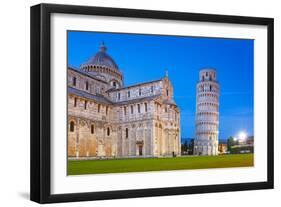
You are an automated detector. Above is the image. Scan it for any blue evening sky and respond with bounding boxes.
[68,31,254,140]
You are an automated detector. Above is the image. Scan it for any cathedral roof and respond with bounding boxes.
[116,94,161,105]
[163,99,177,106]
[68,86,161,106]
[83,42,119,70]
[68,87,113,105]
[106,79,162,92]
[68,66,108,84]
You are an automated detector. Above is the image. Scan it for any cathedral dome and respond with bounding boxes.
[80,42,123,88]
[84,42,119,70]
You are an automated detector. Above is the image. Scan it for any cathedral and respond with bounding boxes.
[67,43,181,158]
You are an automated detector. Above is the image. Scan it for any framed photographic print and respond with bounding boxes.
[30,3,274,203]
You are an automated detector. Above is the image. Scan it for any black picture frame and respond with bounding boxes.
[30,3,274,204]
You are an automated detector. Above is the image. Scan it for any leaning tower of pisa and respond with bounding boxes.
[194,69,220,156]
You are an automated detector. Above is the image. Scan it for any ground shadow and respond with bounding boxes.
[18,192,29,200]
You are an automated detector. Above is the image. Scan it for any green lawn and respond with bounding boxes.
[68,153,253,175]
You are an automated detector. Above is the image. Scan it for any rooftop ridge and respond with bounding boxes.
[68,66,108,84]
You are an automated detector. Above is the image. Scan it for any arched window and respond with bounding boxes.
[91,125,94,134]
[70,121,75,132]
[85,81,89,90]
[107,127,110,136]
[98,104,101,113]
[124,106,127,115]
[144,103,148,112]
[166,89,169,96]
[137,104,140,113]
[113,82,116,87]
[74,97,77,107]
[126,128,129,138]
[127,91,130,98]
[72,77,76,86]
[106,106,108,115]
[118,93,120,100]
[139,88,142,96]
[151,86,154,93]
[131,105,134,114]
[84,100,87,110]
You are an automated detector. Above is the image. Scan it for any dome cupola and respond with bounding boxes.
[80,42,123,88]
[85,42,119,70]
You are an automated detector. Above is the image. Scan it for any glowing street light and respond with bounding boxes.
[238,131,247,142]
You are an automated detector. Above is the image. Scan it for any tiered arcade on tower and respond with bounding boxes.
[194,69,220,155]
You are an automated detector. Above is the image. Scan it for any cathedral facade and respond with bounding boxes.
[68,43,181,158]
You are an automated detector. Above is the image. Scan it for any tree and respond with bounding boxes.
[181,140,188,155]
[227,136,235,152]
[188,139,194,155]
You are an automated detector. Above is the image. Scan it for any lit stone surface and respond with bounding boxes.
[194,69,220,156]
[68,44,181,159]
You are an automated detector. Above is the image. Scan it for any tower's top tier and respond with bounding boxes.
[199,68,217,82]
